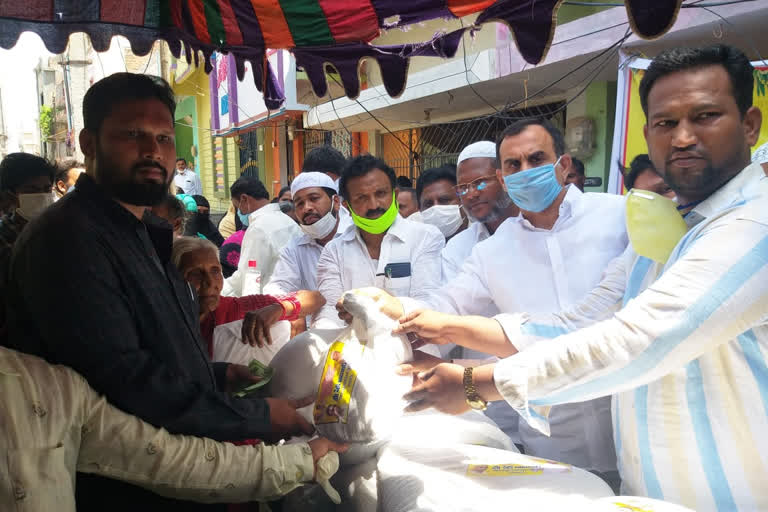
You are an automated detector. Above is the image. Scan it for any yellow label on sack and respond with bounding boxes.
[466,458,572,477]
[314,341,357,425]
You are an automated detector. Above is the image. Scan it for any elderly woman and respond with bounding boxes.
[171,237,324,358]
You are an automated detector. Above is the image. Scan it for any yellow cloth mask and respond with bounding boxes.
[626,189,689,264]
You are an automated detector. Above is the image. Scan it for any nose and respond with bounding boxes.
[199,270,212,291]
[138,133,162,161]
[671,119,698,149]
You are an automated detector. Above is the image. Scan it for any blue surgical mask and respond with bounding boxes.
[502,157,563,212]
[237,209,250,227]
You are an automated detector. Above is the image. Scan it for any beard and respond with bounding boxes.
[95,146,170,207]
[466,193,514,224]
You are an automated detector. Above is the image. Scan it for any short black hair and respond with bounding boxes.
[416,165,457,205]
[83,72,176,132]
[619,154,658,190]
[176,157,186,164]
[0,153,56,193]
[54,158,84,185]
[639,44,753,118]
[156,194,186,230]
[230,176,269,201]
[278,185,291,200]
[340,155,396,199]
[303,145,347,176]
[570,158,585,176]
[398,187,417,203]
[496,118,566,165]
[396,175,413,188]
[192,194,209,209]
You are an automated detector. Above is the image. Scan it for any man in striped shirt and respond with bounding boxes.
[395,44,767,511]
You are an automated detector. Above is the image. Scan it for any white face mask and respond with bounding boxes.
[300,209,338,240]
[420,204,464,238]
[17,192,54,221]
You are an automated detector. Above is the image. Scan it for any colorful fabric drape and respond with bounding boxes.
[0,0,684,108]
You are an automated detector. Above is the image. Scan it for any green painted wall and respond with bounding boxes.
[583,80,617,192]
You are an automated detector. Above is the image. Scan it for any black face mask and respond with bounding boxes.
[198,211,210,220]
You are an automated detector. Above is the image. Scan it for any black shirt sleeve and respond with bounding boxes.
[6,217,271,441]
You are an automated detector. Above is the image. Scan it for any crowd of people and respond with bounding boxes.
[1,43,767,512]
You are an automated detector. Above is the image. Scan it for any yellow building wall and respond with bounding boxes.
[171,62,239,212]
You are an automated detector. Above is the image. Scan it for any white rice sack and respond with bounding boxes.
[269,289,414,462]
[211,319,292,366]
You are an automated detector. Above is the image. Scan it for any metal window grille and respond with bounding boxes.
[381,102,566,180]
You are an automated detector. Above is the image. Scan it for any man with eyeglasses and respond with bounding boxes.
[441,141,519,283]
[376,119,629,488]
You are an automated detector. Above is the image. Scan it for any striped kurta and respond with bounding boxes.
[493,163,768,512]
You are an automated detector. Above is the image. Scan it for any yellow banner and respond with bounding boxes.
[620,65,768,191]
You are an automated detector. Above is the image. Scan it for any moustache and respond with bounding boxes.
[132,161,168,177]
[302,212,320,224]
[365,208,386,218]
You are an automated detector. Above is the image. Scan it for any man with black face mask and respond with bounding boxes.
[5,73,322,512]
[183,194,225,246]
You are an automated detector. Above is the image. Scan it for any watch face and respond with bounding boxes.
[467,399,488,411]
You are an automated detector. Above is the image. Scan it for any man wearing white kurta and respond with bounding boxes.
[223,176,300,296]
[441,142,519,284]
[173,158,203,195]
[264,172,352,295]
[314,155,444,329]
[397,45,768,512]
[400,120,627,479]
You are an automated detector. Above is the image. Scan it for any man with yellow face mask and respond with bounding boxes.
[313,155,445,329]
[393,44,767,512]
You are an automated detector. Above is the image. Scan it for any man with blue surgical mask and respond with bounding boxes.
[372,118,629,488]
[222,176,301,296]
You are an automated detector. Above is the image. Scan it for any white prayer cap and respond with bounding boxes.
[752,141,768,164]
[457,141,497,166]
[291,171,338,196]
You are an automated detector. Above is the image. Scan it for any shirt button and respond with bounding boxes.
[225,483,235,489]
[14,484,26,500]
[32,403,47,417]
[295,470,303,480]
[205,450,216,461]
[147,443,157,455]
[301,446,312,456]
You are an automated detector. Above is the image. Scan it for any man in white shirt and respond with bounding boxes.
[441,141,519,283]
[172,157,203,195]
[395,45,767,512]
[314,155,445,328]
[394,119,628,481]
[264,171,351,295]
[416,165,468,242]
[223,176,301,296]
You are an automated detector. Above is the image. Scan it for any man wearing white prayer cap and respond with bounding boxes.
[441,141,519,284]
[264,171,352,294]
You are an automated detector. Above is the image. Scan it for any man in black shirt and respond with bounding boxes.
[5,73,313,511]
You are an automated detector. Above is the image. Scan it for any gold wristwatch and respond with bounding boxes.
[463,367,488,411]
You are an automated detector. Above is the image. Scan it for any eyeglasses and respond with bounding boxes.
[455,175,497,196]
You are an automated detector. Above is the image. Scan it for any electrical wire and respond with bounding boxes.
[460,20,499,113]
[328,73,415,154]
